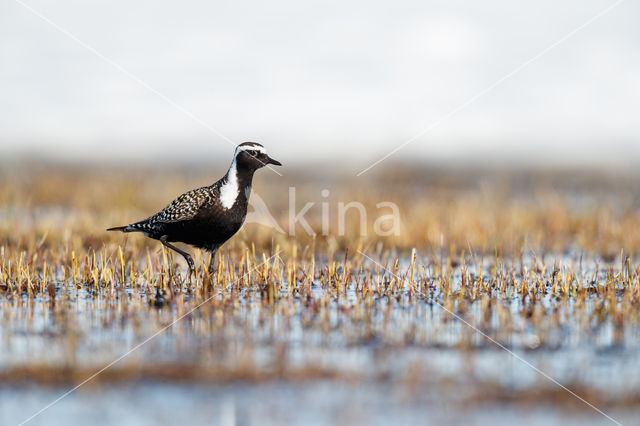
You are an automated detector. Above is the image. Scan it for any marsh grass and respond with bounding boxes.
[1,163,640,411]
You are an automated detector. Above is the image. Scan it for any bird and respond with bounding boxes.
[107,142,282,276]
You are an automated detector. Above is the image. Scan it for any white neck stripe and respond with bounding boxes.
[219,157,239,209]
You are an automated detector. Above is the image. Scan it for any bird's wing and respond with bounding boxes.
[153,187,215,223]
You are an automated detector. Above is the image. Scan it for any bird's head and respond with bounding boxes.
[234,142,282,171]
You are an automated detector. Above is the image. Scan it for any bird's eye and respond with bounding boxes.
[249,150,258,157]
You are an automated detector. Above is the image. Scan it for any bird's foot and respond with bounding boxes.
[186,257,195,273]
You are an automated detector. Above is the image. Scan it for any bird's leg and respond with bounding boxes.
[160,235,195,282]
[208,248,219,275]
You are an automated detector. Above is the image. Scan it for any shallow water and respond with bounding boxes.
[4,382,638,426]
[1,253,639,425]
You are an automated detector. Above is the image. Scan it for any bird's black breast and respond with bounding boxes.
[161,196,248,251]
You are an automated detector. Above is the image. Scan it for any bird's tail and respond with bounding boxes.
[107,225,131,232]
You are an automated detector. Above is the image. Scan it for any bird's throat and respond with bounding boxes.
[219,159,255,209]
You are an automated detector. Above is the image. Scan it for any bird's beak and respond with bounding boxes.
[266,156,282,166]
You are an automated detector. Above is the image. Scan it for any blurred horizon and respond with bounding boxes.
[1,0,638,169]
[2,145,639,173]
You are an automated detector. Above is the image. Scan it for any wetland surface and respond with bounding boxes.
[2,165,640,425]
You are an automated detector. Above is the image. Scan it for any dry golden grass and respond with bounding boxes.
[1,162,640,410]
[3,163,640,255]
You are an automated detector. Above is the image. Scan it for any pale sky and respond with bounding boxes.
[0,0,638,168]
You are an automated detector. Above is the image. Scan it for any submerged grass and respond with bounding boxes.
[1,163,640,413]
